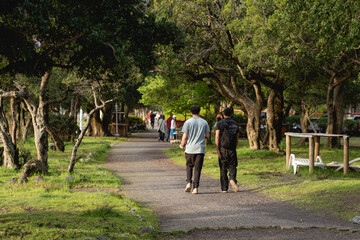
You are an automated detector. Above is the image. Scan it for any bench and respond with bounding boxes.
[288,154,326,174]
[326,158,360,172]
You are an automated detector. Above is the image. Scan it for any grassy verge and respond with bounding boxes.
[166,137,360,221]
[0,137,159,240]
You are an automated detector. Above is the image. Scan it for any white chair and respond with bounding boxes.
[288,154,326,174]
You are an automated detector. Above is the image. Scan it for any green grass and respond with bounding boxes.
[0,137,159,240]
[166,137,360,221]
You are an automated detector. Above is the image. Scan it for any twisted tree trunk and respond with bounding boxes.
[68,90,113,173]
[0,99,18,169]
[18,72,52,169]
[46,124,65,151]
[89,111,107,137]
[0,97,19,169]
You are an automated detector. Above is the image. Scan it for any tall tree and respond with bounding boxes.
[0,0,181,169]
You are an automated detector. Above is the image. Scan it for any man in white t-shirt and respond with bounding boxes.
[180,105,210,194]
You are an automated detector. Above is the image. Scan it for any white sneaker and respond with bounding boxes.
[185,183,191,192]
[192,188,198,194]
[222,190,227,193]
[230,180,239,192]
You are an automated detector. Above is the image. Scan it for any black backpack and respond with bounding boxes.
[220,119,238,149]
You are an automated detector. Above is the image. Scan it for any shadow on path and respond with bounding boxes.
[102,130,360,239]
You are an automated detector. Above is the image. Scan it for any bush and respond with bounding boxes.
[128,116,143,124]
[233,113,247,123]
[286,115,300,125]
[49,114,79,142]
[344,119,359,135]
[317,117,328,132]
[18,144,32,166]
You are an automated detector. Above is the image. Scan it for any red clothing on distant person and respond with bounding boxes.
[166,116,172,130]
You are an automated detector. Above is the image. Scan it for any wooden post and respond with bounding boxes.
[314,136,320,161]
[286,135,291,169]
[343,136,349,175]
[309,137,314,173]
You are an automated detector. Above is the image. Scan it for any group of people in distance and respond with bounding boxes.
[155,113,177,142]
[148,111,177,141]
[179,105,239,194]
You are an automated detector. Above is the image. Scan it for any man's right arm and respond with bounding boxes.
[180,122,188,149]
[180,132,188,149]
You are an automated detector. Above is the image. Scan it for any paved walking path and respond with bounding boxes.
[102,130,360,239]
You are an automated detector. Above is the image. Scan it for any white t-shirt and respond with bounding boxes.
[171,119,177,129]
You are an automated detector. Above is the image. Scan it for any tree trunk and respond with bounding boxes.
[68,91,112,173]
[265,87,284,152]
[89,111,106,137]
[20,72,51,169]
[124,104,130,136]
[32,107,48,167]
[326,75,347,148]
[124,104,130,125]
[9,98,18,144]
[246,108,262,150]
[17,103,31,141]
[0,131,18,169]
[9,97,19,162]
[46,124,65,151]
[211,77,264,150]
[274,88,284,144]
[70,96,80,121]
[101,104,113,136]
[266,92,280,152]
[68,112,93,173]
[0,101,18,169]
[298,101,310,146]
[20,115,31,141]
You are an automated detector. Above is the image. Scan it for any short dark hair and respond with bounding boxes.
[223,107,233,117]
[190,105,200,114]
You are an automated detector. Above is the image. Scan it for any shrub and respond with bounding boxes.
[49,114,79,142]
[317,117,328,132]
[286,115,300,125]
[344,119,359,135]
[233,113,247,123]
[18,143,32,166]
[128,116,143,124]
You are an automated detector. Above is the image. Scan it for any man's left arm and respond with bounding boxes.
[215,129,221,159]
[235,123,240,148]
[205,132,210,139]
[235,132,240,148]
[205,123,211,139]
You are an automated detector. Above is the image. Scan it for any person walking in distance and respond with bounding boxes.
[180,105,210,194]
[215,107,240,193]
[157,114,167,142]
[170,115,177,139]
[150,111,156,129]
[166,114,173,141]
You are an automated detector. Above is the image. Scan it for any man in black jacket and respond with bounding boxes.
[215,108,240,193]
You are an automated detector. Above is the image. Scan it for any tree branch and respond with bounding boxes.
[102,42,122,62]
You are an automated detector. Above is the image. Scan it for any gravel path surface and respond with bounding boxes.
[102,130,360,239]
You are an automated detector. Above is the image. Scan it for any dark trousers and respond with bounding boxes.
[159,131,165,141]
[185,153,204,188]
[218,148,238,191]
[166,129,171,141]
